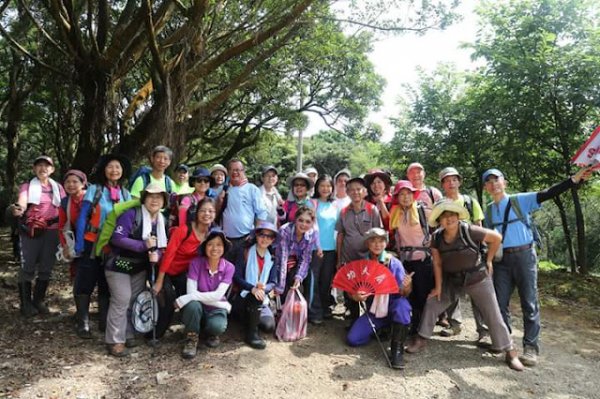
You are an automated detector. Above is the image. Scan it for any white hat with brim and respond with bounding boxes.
[286,172,314,190]
[140,182,170,207]
[428,200,470,228]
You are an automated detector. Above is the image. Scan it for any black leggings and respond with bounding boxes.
[74,241,109,297]
[153,273,187,338]
[403,258,434,333]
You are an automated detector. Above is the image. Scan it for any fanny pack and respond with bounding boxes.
[19,215,58,238]
[105,253,148,275]
[446,263,488,288]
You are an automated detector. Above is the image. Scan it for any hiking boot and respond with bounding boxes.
[390,323,408,369]
[32,279,50,315]
[436,314,450,328]
[505,349,525,371]
[107,343,129,358]
[519,346,538,367]
[439,324,462,337]
[405,335,428,354]
[182,332,199,359]
[74,295,92,339]
[18,282,39,318]
[245,305,267,350]
[205,335,220,348]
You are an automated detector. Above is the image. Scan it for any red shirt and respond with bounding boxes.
[160,224,202,276]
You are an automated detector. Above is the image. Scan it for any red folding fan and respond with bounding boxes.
[332,260,399,296]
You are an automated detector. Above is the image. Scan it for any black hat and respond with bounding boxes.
[189,167,215,187]
[199,228,232,257]
[346,177,366,187]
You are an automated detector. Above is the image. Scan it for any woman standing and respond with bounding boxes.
[104,183,168,357]
[176,229,235,359]
[232,222,279,349]
[309,175,338,323]
[275,206,319,302]
[175,168,215,228]
[365,169,393,231]
[405,200,524,371]
[281,173,317,224]
[11,156,65,317]
[73,154,132,338]
[153,198,217,337]
[58,170,87,284]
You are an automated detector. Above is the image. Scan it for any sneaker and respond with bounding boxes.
[476,332,492,348]
[182,332,198,359]
[439,324,462,337]
[519,346,538,367]
[205,335,220,348]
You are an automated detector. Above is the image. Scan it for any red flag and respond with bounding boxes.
[572,126,600,171]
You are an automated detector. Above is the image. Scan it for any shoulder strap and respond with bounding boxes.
[459,221,479,253]
[142,173,151,189]
[416,202,429,238]
[364,201,374,216]
[183,221,194,242]
[509,196,528,226]
[132,207,144,239]
[86,184,104,224]
[165,176,173,193]
[432,228,443,250]
[426,187,435,203]
[462,194,474,219]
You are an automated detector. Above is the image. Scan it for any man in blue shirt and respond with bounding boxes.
[221,159,268,259]
[482,167,592,367]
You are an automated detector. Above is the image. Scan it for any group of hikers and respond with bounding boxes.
[7,145,594,372]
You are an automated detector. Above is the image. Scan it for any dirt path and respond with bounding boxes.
[1,234,599,398]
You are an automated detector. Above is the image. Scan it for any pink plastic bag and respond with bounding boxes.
[275,289,307,342]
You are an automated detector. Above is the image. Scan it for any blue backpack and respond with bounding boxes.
[128,166,174,193]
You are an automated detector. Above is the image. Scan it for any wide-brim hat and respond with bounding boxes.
[406,162,424,174]
[439,167,462,183]
[303,167,318,177]
[255,221,278,236]
[199,228,232,257]
[364,169,392,188]
[334,168,351,182]
[364,227,389,243]
[209,164,228,176]
[286,172,314,190]
[92,154,132,183]
[189,167,215,187]
[428,199,469,228]
[140,182,170,207]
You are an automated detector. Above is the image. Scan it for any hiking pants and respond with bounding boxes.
[403,258,434,333]
[154,272,187,337]
[231,294,276,332]
[105,270,146,344]
[307,250,336,321]
[74,241,109,297]
[181,301,228,336]
[419,275,513,351]
[347,297,411,347]
[19,230,59,282]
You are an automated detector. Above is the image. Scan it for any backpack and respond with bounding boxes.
[341,201,375,218]
[95,199,141,256]
[129,166,174,193]
[167,193,198,229]
[462,194,474,221]
[485,196,543,249]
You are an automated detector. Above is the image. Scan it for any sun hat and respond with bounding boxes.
[364,169,392,188]
[255,221,278,236]
[406,162,424,174]
[482,168,504,183]
[286,172,314,190]
[392,180,416,196]
[428,199,469,228]
[364,227,389,243]
[262,165,278,176]
[140,182,169,206]
[334,168,351,182]
[33,155,54,166]
[64,169,88,186]
[209,164,228,176]
[303,167,318,177]
[199,228,232,257]
[439,167,462,183]
[189,167,215,187]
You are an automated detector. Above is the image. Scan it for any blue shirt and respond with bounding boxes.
[316,200,338,251]
[485,193,540,249]
[222,183,268,238]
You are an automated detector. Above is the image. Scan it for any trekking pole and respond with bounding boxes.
[147,234,159,349]
[360,301,393,369]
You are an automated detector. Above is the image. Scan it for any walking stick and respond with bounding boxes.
[359,301,393,368]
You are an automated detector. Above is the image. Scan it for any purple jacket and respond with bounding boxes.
[275,222,319,294]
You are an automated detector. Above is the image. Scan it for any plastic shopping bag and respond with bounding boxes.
[275,289,307,342]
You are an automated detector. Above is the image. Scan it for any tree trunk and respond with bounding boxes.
[70,68,113,173]
[570,186,587,274]
[552,196,576,272]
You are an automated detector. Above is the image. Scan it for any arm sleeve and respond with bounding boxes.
[253,186,269,221]
[176,280,230,308]
[536,178,576,203]
[74,200,92,254]
[178,196,191,227]
[295,233,317,281]
[159,225,185,274]
[264,262,278,294]
[109,210,147,252]
[233,252,255,292]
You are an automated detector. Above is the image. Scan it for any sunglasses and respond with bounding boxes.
[257,232,276,240]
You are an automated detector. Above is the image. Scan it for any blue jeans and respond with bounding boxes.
[493,247,540,353]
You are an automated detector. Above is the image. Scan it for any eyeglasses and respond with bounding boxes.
[257,233,276,240]
[195,179,210,184]
[296,217,313,224]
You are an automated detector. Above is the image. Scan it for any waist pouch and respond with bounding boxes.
[106,253,148,275]
[19,216,57,238]
[446,263,488,288]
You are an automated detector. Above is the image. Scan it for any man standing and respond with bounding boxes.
[483,166,592,367]
[221,159,268,258]
[406,162,442,210]
[259,165,283,225]
[172,164,194,195]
